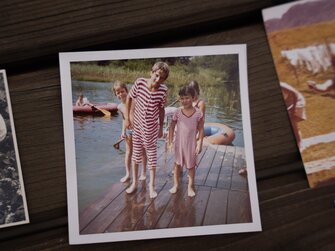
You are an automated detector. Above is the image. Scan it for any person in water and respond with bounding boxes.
[75,94,91,106]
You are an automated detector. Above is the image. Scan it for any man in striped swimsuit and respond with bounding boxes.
[125,62,169,198]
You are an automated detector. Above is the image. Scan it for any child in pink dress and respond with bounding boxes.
[168,85,204,197]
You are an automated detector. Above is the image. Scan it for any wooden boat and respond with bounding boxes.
[204,122,235,145]
[73,103,118,116]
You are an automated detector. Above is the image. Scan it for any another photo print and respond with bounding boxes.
[263,0,335,187]
[0,70,29,228]
[59,45,261,244]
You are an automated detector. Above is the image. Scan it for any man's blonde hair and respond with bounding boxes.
[152,61,169,79]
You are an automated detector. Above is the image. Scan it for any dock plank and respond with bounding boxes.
[79,182,127,231]
[80,182,146,234]
[154,183,188,229]
[156,149,175,181]
[205,145,226,187]
[194,144,217,186]
[217,146,236,189]
[134,182,173,230]
[105,181,150,233]
[203,188,229,226]
[168,185,211,228]
[105,180,166,232]
[226,190,252,224]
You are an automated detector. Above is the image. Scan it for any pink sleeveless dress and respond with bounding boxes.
[173,107,203,169]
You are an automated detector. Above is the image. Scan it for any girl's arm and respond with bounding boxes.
[198,100,206,117]
[125,95,133,129]
[168,120,176,151]
[121,120,126,138]
[196,117,205,154]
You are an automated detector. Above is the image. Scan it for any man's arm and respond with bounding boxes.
[158,106,165,138]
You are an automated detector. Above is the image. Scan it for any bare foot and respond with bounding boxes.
[238,168,247,175]
[149,186,157,199]
[126,183,137,194]
[139,173,146,181]
[120,175,130,183]
[188,187,196,197]
[169,186,178,194]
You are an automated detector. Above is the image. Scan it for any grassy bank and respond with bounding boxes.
[71,60,229,87]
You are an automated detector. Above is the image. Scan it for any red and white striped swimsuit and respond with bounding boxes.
[129,78,167,169]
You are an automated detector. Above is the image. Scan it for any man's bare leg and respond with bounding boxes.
[139,150,147,181]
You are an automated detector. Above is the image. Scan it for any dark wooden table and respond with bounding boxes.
[1,0,334,250]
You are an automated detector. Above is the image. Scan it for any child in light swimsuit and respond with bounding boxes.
[113,81,147,183]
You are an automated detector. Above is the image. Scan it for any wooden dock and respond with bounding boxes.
[79,143,251,234]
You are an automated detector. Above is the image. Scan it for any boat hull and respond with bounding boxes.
[73,103,118,116]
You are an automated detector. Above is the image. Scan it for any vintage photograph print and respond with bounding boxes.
[263,0,335,187]
[59,45,261,244]
[0,70,29,228]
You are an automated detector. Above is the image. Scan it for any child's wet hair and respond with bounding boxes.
[188,80,200,96]
[112,80,128,95]
[152,61,170,79]
[179,85,196,98]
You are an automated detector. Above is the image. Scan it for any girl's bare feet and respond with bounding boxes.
[188,186,196,197]
[169,185,178,194]
[149,186,157,198]
[126,182,137,194]
[139,173,146,181]
[120,175,130,183]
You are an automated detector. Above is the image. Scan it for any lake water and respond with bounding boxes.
[72,80,244,211]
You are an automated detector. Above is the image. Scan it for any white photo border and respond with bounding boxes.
[0,69,30,229]
[59,45,261,244]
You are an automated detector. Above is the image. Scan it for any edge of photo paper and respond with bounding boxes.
[0,69,30,229]
[59,45,261,244]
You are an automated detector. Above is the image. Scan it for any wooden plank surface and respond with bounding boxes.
[0,0,285,67]
[1,0,335,250]
[78,143,249,233]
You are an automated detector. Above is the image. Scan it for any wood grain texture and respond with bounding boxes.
[0,0,287,67]
[1,0,335,250]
